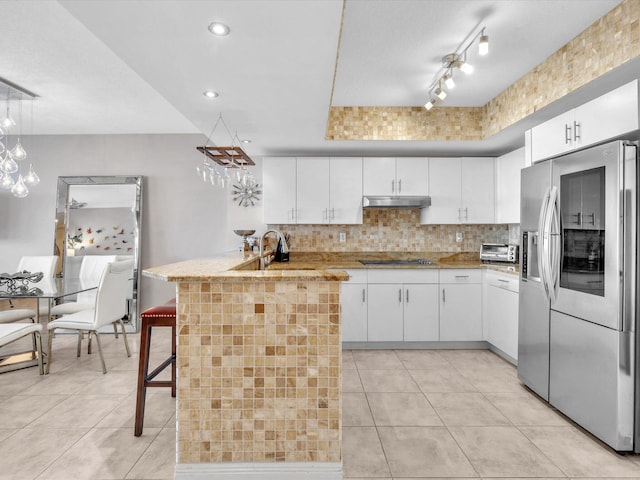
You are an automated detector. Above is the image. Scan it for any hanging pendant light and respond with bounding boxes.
[1,93,15,130]
[10,139,26,161]
[10,174,28,198]
[0,172,15,189]
[1,153,18,173]
[24,163,39,186]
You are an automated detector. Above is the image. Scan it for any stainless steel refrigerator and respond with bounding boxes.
[518,140,639,452]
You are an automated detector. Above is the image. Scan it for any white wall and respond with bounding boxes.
[0,133,230,310]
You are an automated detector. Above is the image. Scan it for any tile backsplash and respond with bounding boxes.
[270,209,509,252]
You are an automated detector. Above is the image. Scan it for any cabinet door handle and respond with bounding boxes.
[573,121,581,141]
[457,208,461,221]
[398,289,402,303]
[585,212,595,225]
[398,179,402,193]
[391,179,395,194]
[565,124,572,144]
[331,208,335,220]
[464,207,468,221]
[455,275,469,279]
[291,207,296,222]
[442,288,446,303]
[406,289,409,303]
[362,288,366,303]
[572,212,582,225]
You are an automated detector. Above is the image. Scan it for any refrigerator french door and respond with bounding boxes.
[519,140,638,452]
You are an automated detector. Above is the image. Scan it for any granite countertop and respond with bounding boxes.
[143,250,519,282]
[142,250,349,282]
[268,251,520,275]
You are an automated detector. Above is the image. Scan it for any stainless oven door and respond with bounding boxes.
[550,141,629,330]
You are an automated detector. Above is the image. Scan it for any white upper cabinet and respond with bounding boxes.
[363,157,428,196]
[531,80,639,163]
[396,158,429,196]
[422,157,461,224]
[421,157,494,224]
[263,157,297,224]
[264,157,362,225]
[495,147,526,224]
[296,157,330,224]
[461,157,495,224]
[329,157,363,224]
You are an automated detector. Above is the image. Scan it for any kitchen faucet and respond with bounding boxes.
[258,229,289,270]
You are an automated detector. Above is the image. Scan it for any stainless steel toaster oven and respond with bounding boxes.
[480,243,519,263]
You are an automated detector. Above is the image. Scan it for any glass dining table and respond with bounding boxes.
[0,276,98,373]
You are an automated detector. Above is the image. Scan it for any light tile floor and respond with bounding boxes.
[2,336,640,479]
[343,348,640,479]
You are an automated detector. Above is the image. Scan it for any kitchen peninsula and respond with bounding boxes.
[143,251,347,480]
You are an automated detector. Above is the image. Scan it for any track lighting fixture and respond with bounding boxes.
[423,25,489,110]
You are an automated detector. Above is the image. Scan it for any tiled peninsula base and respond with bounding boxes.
[174,278,343,480]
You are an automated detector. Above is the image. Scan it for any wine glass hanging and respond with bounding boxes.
[0,78,39,198]
[195,114,260,206]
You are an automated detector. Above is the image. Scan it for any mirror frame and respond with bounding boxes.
[54,176,143,330]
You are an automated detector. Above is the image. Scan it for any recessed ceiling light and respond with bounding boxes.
[241,139,251,144]
[203,90,219,98]
[208,22,230,36]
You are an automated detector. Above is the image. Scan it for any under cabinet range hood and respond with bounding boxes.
[363,195,431,208]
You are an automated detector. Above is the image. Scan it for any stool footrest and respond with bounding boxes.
[145,355,175,383]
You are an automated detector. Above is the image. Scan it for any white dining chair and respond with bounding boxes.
[50,255,118,317]
[0,255,58,324]
[0,323,44,374]
[46,259,133,374]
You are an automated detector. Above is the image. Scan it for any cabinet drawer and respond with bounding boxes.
[439,269,482,284]
[341,269,368,283]
[485,270,519,293]
[367,269,439,284]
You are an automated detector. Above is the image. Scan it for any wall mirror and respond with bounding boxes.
[54,176,143,331]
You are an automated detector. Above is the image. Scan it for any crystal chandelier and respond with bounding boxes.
[0,78,39,198]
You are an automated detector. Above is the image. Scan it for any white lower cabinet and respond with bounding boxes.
[367,284,439,341]
[439,269,483,341]
[366,269,439,342]
[484,270,519,360]
[340,270,368,342]
[403,284,440,341]
[367,284,404,341]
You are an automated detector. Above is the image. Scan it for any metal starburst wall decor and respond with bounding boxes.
[232,178,262,207]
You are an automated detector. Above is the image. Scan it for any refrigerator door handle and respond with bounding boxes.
[547,186,561,303]
[537,187,552,300]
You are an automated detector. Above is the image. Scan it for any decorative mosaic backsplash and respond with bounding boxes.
[176,280,342,464]
[326,0,639,141]
[270,209,509,252]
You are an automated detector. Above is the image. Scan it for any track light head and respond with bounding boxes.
[456,58,473,74]
[479,29,489,55]
[444,72,455,89]
[424,98,436,110]
[434,85,447,100]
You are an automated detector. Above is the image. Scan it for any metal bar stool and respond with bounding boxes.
[134,299,176,436]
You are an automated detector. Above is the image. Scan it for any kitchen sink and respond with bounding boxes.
[359,259,437,266]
